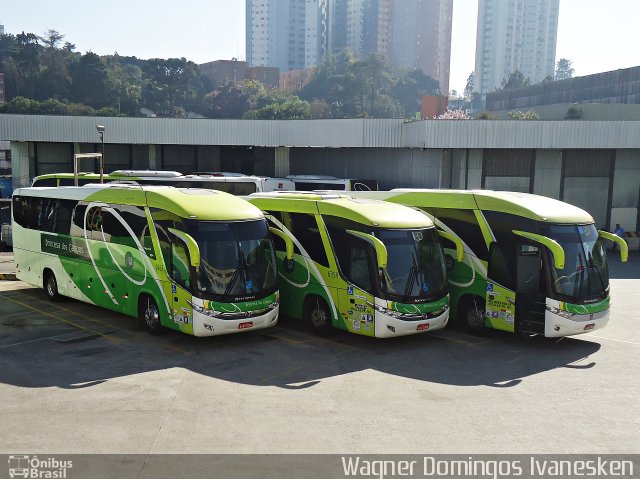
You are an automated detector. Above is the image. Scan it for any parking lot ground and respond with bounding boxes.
[0,254,638,454]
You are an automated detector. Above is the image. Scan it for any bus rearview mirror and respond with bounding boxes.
[269,227,294,261]
[598,230,628,263]
[437,230,464,262]
[512,230,565,270]
[345,230,388,270]
[168,227,201,268]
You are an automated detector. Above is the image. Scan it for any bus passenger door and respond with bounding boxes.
[157,228,194,334]
[515,243,545,334]
[485,242,516,332]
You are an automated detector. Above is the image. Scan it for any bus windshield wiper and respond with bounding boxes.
[224,249,245,296]
[403,249,420,297]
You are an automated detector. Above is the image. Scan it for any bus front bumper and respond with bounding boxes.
[191,305,279,337]
[544,306,609,337]
[374,308,449,338]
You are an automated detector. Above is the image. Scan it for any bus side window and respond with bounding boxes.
[488,242,515,289]
[32,178,57,187]
[288,213,329,268]
[71,203,89,237]
[53,200,74,235]
[435,208,488,261]
[348,243,373,291]
[265,211,287,252]
[168,232,191,290]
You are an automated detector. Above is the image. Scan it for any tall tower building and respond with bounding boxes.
[474,0,560,95]
[328,0,452,93]
[389,0,453,94]
[246,0,324,71]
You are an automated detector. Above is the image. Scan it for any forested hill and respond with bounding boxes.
[0,30,440,120]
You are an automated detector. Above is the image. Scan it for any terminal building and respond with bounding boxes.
[0,114,638,237]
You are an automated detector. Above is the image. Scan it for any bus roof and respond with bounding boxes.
[387,189,594,224]
[15,184,264,221]
[32,172,294,185]
[247,191,434,228]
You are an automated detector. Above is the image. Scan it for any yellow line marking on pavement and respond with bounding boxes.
[284,328,372,353]
[0,337,54,349]
[23,294,191,355]
[428,332,490,346]
[2,291,190,355]
[2,295,127,346]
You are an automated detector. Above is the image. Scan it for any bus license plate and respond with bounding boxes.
[417,323,429,331]
[239,321,254,330]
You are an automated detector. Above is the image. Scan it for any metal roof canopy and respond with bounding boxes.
[1,114,640,149]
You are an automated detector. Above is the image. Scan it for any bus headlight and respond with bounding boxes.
[545,305,574,319]
[367,301,403,318]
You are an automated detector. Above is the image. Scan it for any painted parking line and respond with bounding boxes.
[15,293,191,355]
[2,294,128,346]
[587,335,640,346]
[0,336,56,350]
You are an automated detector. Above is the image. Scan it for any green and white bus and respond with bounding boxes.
[12,184,282,336]
[346,189,628,337]
[246,192,463,338]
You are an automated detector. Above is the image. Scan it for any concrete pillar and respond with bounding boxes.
[149,145,159,169]
[274,147,290,177]
[11,142,32,188]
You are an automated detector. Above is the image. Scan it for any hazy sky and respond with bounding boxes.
[2,0,639,94]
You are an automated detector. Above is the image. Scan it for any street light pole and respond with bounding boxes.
[96,124,105,183]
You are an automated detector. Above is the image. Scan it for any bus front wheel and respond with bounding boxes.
[462,297,486,334]
[44,270,62,302]
[305,296,334,336]
[139,295,164,335]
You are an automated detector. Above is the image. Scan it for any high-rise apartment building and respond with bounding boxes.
[328,0,452,93]
[474,0,560,96]
[247,0,452,91]
[246,0,324,71]
[389,0,452,94]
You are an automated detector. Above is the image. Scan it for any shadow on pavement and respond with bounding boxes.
[0,287,601,391]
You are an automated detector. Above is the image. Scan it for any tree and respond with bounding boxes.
[143,58,205,117]
[205,80,256,118]
[244,93,311,120]
[35,29,71,101]
[392,69,439,116]
[565,105,583,120]
[104,55,142,115]
[464,72,475,99]
[11,32,42,98]
[500,70,530,91]
[39,29,64,50]
[555,58,574,80]
[70,51,112,108]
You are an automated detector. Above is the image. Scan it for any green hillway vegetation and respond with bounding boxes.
[0,30,443,120]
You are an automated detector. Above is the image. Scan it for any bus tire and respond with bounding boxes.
[44,270,62,302]
[461,296,486,335]
[304,296,334,336]
[139,294,164,335]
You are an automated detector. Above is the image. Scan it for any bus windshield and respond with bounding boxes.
[186,219,277,299]
[543,224,609,301]
[374,228,447,302]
